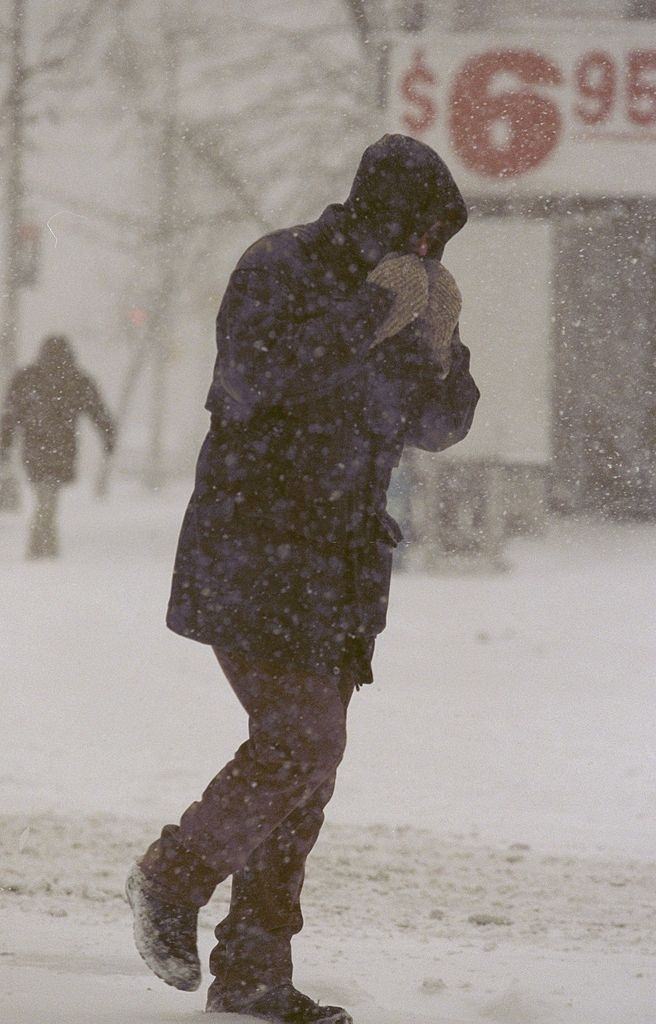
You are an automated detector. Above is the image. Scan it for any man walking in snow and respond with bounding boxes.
[0,334,116,558]
[127,134,479,1023]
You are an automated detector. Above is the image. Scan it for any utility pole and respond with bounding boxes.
[1,0,26,395]
[144,8,178,490]
[342,0,390,110]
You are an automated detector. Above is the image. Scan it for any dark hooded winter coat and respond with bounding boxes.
[167,135,479,675]
[0,337,115,485]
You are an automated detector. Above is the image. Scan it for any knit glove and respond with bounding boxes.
[367,253,429,348]
[419,260,462,379]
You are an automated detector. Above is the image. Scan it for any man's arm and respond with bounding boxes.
[80,377,116,454]
[0,376,23,463]
[213,265,393,410]
[402,325,480,452]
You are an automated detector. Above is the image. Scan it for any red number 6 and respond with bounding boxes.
[449,50,562,178]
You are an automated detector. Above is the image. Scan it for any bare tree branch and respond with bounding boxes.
[342,0,371,49]
[180,124,275,234]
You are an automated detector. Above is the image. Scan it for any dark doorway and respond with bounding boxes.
[553,202,656,517]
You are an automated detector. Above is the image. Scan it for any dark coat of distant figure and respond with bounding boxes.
[0,335,115,558]
[0,335,115,484]
[167,134,480,680]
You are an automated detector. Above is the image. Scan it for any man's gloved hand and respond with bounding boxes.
[367,253,429,347]
[419,260,462,379]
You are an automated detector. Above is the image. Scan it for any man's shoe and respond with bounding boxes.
[125,863,201,991]
[206,981,353,1023]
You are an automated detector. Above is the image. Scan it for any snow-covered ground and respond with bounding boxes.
[1,479,655,1023]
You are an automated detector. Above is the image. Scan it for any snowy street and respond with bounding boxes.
[3,2,656,1021]
[1,481,654,1023]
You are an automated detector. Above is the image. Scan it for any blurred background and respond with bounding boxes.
[1,5,655,1022]
[2,0,654,559]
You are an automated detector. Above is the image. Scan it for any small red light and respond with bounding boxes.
[128,307,148,327]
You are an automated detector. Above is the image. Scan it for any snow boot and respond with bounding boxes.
[125,863,201,991]
[205,980,353,1023]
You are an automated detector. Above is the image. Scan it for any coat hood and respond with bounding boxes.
[38,334,77,371]
[36,335,81,388]
[345,134,467,259]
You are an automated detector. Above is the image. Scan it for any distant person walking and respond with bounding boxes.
[127,134,479,1024]
[0,335,116,558]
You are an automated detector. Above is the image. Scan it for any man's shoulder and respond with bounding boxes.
[11,365,40,391]
[234,221,322,276]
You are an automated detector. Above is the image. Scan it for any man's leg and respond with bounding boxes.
[27,481,59,559]
[207,661,354,1010]
[138,650,350,913]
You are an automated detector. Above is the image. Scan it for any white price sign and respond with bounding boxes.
[390,26,656,195]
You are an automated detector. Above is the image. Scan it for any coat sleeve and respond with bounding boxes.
[402,325,480,453]
[214,266,393,410]
[80,377,116,453]
[0,375,23,462]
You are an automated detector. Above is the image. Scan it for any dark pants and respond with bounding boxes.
[139,639,368,1007]
[28,480,60,559]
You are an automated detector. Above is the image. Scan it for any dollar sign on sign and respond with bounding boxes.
[401,50,437,135]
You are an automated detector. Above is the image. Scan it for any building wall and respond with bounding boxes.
[393,0,635,31]
[389,3,656,523]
